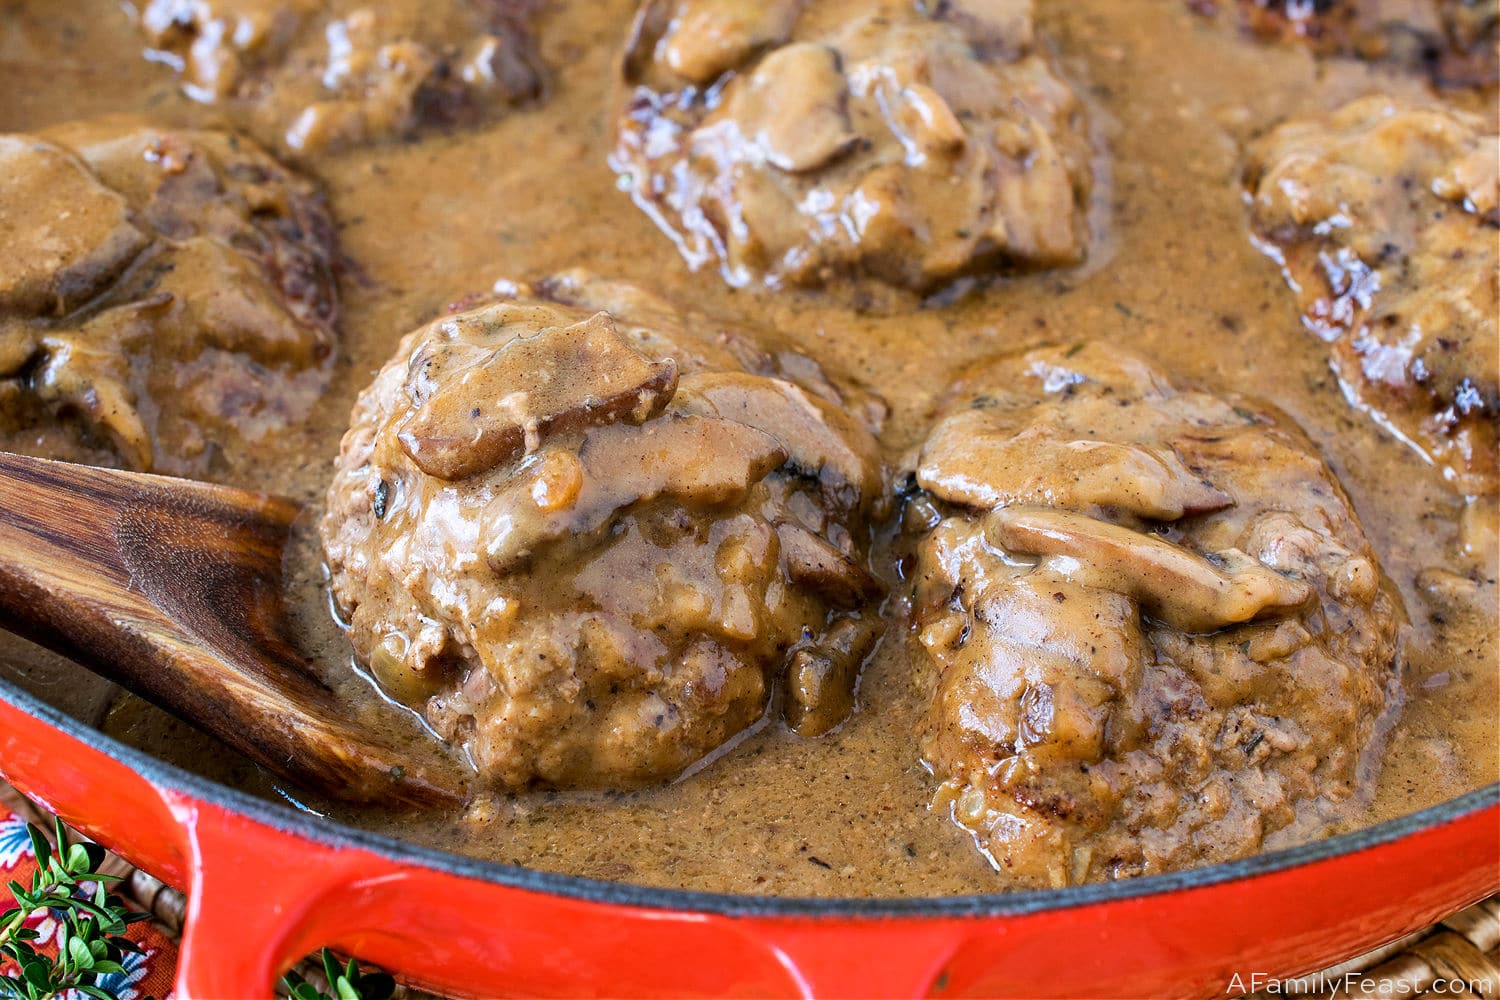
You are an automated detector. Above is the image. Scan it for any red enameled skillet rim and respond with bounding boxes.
[1,669,1495,918]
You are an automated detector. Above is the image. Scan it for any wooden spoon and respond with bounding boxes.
[0,452,466,807]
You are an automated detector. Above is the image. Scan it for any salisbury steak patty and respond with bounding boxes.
[0,120,338,474]
[127,0,543,155]
[1187,0,1497,89]
[321,273,886,789]
[907,343,1402,886]
[612,0,1093,296]
[1245,95,1499,497]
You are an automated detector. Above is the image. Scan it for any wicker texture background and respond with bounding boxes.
[1248,895,1500,999]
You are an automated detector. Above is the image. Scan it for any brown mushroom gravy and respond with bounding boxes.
[0,0,1495,897]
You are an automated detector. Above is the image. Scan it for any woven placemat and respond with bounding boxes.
[1245,897,1500,999]
[1,782,1493,998]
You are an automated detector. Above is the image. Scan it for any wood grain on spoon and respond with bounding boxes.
[0,452,465,807]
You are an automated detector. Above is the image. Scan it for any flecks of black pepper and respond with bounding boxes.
[373,478,390,519]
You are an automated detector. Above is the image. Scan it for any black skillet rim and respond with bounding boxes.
[0,672,1495,919]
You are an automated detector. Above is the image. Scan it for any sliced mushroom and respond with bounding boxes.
[397,311,679,480]
[918,410,1233,520]
[727,42,857,173]
[32,330,152,470]
[783,614,879,737]
[777,520,883,607]
[0,137,149,316]
[656,0,803,85]
[484,414,788,569]
[580,413,787,507]
[885,83,968,164]
[675,370,881,503]
[988,506,1313,633]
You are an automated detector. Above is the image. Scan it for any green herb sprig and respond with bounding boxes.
[282,950,395,1000]
[0,819,394,1000]
[0,819,150,1000]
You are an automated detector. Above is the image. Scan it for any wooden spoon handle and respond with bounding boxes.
[0,453,464,806]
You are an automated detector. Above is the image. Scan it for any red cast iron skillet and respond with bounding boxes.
[0,670,1494,999]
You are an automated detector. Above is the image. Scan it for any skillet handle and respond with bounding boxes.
[167,792,373,999]
[162,786,968,999]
